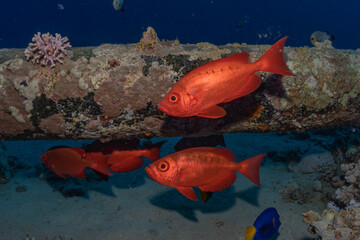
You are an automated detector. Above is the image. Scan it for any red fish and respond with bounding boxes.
[158,37,293,118]
[40,146,112,178]
[145,147,266,201]
[85,141,166,172]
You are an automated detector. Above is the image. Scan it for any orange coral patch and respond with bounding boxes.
[250,105,264,120]
[257,125,269,131]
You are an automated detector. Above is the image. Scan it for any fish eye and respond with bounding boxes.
[41,155,47,161]
[169,93,179,103]
[157,161,170,172]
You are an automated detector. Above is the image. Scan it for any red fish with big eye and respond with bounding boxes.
[158,37,293,119]
[40,146,112,178]
[145,147,266,201]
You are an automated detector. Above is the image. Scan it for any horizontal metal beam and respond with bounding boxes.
[0,39,359,140]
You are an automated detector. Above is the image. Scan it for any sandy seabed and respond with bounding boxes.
[0,133,326,240]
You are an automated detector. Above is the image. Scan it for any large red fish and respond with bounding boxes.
[145,147,266,201]
[85,141,166,172]
[158,37,293,118]
[40,146,112,178]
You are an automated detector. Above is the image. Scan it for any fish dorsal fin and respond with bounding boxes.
[216,52,250,64]
[245,226,256,240]
[175,186,198,201]
[196,105,226,118]
[195,53,249,72]
[69,147,85,156]
[192,147,235,162]
[199,172,236,192]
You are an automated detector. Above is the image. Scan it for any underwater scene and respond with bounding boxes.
[0,1,360,240]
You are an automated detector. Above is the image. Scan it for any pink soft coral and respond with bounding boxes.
[24,32,72,68]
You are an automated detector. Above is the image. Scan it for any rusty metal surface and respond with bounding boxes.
[0,37,359,140]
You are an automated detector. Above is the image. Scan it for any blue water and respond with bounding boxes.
[0,0,360,49]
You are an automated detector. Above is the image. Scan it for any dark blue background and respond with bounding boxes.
[0,0,359,49]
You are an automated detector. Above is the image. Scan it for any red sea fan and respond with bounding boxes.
[24,32,72,68]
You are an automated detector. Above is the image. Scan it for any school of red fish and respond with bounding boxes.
[41,37,293,201]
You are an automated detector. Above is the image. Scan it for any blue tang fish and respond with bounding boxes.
[245,207,281,240]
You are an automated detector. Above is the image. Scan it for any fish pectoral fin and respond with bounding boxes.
[88,158,113,176]
[245,226,256,240]
[224,74,262,103]
[71,170,86,179]
[175,187,198,201]
[235,74,261,98]
[196,106,226,119]
[199,172,236,192]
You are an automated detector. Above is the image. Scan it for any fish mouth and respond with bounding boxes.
[145,167,157,180]
[157,104,167,113]
[158,104,184,116]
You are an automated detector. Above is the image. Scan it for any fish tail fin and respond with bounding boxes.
[142,141,167,162]
[245,226,256,240]
[237,153,266,185]
[256,37,293,76]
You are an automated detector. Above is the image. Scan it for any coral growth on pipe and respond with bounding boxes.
[0,26,359,140]
[24,32,71,68]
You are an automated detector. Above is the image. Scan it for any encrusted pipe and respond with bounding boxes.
[0,31,359,140]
